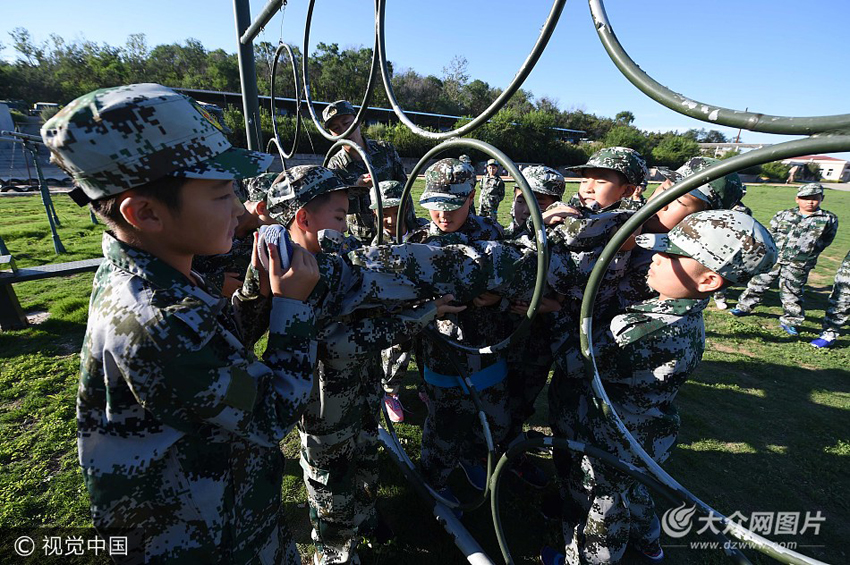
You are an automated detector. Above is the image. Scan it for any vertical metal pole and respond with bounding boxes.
[24,141,65,254]
[90,209,99,225]
[0,234,9,255]
[234,0,262,151]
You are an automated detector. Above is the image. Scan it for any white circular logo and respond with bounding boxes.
[661,502,698,539]
[14,536,35,557]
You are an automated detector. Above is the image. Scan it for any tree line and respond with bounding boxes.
[4,28,774,172]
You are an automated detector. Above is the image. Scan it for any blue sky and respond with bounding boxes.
[4,0,849,156]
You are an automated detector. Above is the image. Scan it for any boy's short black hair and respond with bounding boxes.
[90,176,185,231]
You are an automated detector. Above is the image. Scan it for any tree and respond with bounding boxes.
[441,55,469,108]
[651,135,700,169]
[761,161,791,181]
[602,125,649,155]
[615,110,635,126]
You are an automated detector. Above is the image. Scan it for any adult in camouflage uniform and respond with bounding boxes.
[732,183,839,334]
[192,172,278,297]
[478,158,506,221]
[542,211,777,565]
[43,83,321,564]
[323,100,414,245]
[812,249,850,347]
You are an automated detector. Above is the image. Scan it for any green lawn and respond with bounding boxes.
[0,183,847,564]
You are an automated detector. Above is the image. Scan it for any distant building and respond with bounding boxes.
[782,154,850,183]
[698,142,768,157]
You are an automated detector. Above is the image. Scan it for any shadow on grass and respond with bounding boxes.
[299,356,848,564]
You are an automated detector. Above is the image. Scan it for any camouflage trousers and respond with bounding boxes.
[299,357,382,564]
[505,328,553,444]
[477,195,503,222]
[821,257,850,341]
[550,374,677,564]
[736,262,812,326]
[420,377,511,489]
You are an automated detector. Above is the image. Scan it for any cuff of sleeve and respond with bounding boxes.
[269,297,317,340]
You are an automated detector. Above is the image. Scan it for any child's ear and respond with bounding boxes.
[468,189,476,204]
[294,208,310,230]
[255,200,268,216]
[622,184,636,198]
[119,195,164,232]
[698,270,725,294]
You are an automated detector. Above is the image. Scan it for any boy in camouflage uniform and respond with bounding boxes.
[323,100,413,244]
[44,83,323,564]
[370,180,429,423]
[478,158,506,221]
[410,157,511,500]
[253,165,465,565]
[731,183,839,335]
[192,172,278,297]
[811,249,850,348]
[713,185,752,310]
[541,211,777,565]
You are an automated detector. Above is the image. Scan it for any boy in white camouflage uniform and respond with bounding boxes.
[541,210,777,565]
[731,182,838,336]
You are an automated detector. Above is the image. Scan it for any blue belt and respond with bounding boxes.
[424,359,508,393]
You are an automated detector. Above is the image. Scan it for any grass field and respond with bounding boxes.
[0,181,847,564]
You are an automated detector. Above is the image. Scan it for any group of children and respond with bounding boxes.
[43,84,802,565]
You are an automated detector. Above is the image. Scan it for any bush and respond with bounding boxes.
[717,150,762,176]
[761,161,791,181]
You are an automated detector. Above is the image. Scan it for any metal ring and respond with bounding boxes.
[588,0,850,135]
[396,138,549,355]
[376,0,566,140]
[322,138,383,245]
[577,135,850,565]
[302,0,381,141]
[270,42,301,160]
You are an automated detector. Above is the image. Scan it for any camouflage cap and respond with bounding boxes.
[244,172,278,203]
[797,182,824,198]
[265,165,351,226]
[486,158,499,167]
[419,158,475,211]
[676,157,744,210]
[656,167,683,183]
[369,180,404,210]
[636,209,777,284]
[322,100,356,128]
[459,154,472,164]
[521,165,565,198]
[567,146,648,186]
[40,83,272,202]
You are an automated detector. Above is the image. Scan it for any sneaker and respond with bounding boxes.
[634,539,665,563]
[729,308,750,317]
[436,487,463,519]
[810,337,836,348]
[510,455,550,489]
[714,297,728,310]
[539,545,566,565]
[780,324,799,336]
[383,393,404,423]
[458,461,487,491]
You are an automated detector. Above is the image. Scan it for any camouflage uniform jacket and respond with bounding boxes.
[191,232,254,295]
[326,137,408,243]
[770,207,838,269]
[597,297,708,464]
[407,215,509,376]
[78,232,318,564]
[479,174,505,202]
